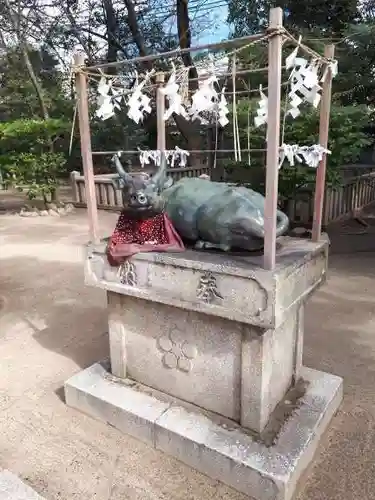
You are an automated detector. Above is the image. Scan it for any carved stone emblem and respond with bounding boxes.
[157,334,197,373]
[117,261,137,286]
[197,272,223,304]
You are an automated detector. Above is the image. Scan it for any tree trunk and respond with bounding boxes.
[123,0,151,67]
[102,0,122,72]
[65,3,94,61]
[176,0,198,85]
[20,43,49,120]
[20,44,59,200]
[4,0,50,121]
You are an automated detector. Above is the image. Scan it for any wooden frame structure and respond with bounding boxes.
[74,7,334,271]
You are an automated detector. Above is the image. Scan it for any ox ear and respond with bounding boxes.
[112,176,125,190]
[149,174,173,191]
[164,176,173,189]
[139,172,151,182]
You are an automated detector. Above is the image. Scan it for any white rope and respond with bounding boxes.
[232,54,241,162]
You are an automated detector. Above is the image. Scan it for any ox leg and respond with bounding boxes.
[195,240,231,252]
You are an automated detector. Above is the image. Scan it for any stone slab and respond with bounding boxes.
[65,362,343,500]
[85,236,329,329]
[0,471,45,500]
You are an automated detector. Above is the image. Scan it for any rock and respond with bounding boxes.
[39,210,49,216]
[29,211,38,217]
[48,209,60,216]
[65,203,75,213]
[57,207,66,215]
[291,227,309,238]
[46,203,58,211]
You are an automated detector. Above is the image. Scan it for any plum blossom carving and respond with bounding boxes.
[157,334,197,372]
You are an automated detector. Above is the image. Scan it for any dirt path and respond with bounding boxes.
[0,208,375,500]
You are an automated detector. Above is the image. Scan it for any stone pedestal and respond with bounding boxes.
[65,236,343,500]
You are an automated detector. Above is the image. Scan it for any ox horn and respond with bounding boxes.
[111,153,132,183]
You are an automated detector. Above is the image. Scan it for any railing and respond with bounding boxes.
[70,169,375,225]
[287,172,375,226]
[70,165,210,209]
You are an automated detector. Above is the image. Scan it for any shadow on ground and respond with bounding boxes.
[0,256,108,371]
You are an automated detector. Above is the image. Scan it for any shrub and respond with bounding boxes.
[0,118,70,205]
[4,152,66,204]
[0,118,70,154]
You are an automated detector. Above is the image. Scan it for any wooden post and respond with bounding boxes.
[263,7,283,270]
[312,44,335,242]
[74,52,100,244]
[70,170,80,204]
[156,72,166,152]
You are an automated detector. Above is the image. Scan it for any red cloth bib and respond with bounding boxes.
[107,211,185,266]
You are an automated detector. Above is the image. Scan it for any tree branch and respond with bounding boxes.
[123,0,152,70]
[102,0,122,70]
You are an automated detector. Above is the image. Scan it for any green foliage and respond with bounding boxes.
[0,118,70,203]
[90,113,149,155]
[227,0,360,36]
[334,23,375,105]
[280,0,359,34]
[0,118,70,154]
[4,152,66,202]
[221,33,374,204]
[226,0,375,109]
[223,100,372,203]
[279,105,371,201]
[284,105,372,167]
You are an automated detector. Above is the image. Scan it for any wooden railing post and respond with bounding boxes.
[263,7,283,270]
[312,45,335,241]
[70,170,80,203]
[74,52,100,244]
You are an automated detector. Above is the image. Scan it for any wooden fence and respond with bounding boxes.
[70,169,375,226]
[287,172,375,226]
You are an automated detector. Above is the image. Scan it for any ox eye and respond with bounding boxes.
[137,193,147,204]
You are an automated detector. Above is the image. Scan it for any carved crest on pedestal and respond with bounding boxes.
[117,261,137,287]
[197,272,223,304]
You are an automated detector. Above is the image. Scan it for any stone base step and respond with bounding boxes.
[65,362,343,500]
[0,471,45,500]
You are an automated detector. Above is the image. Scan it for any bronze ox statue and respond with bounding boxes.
[111,153,289,252]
